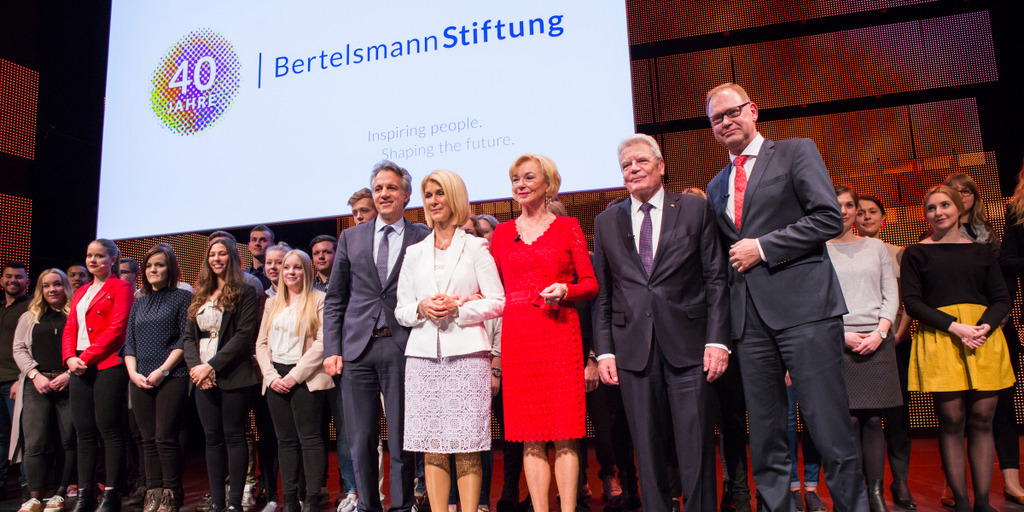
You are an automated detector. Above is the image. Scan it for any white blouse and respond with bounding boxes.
[196,298,223,364]
[267,306,302,365]
[76,282,102,351]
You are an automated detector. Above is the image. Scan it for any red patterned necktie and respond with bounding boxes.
[733,155,749,229]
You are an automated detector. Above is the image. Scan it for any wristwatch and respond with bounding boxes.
[160,368,171,377]
[27,369,39,380]
[875,328,888,338]
[491,367,502,378]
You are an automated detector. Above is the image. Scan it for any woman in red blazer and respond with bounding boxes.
[62,239,135,512]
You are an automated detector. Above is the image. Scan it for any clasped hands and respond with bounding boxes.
[419,294,462,321]
[948,322,991,349]
[129,368,168,390]
[189,363,216,390]
[269,374,298,394]
[27,372,70,395]
[844,332,884,355]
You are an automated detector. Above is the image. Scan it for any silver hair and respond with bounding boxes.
[370,160,413,206]
[617,134,663,161]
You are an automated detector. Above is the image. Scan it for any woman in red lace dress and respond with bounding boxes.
[491,153,598,512]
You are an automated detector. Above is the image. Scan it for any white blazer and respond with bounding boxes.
[395,228,504,358]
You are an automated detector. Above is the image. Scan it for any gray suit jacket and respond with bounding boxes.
[323,218,430,361]
[706,138,847,338]
[592,190,730,371]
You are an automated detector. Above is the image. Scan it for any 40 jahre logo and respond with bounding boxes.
[150,29,241,135]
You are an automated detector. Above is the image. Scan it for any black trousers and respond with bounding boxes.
[736,295,867,512]
[70,365,128,492]
[195,385,251,507]
[22,383,75,493]
[618,336,713,512]
[710,354,751,501]
[341,337,414,512]
[130,376,188,490]
[266,363,326,505]
[585,382,638,496]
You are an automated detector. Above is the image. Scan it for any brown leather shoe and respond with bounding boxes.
[143,490,162,512]
[156,489,179,512]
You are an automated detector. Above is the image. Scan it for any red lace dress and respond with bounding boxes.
[491,215,598,442]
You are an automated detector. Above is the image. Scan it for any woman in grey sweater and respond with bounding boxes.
[827,185,900,512]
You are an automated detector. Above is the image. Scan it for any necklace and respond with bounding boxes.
[436,234,453,250]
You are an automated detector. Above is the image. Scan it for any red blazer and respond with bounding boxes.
[62,278,135,370]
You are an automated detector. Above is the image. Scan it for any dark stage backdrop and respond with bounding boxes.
[3,0,1024,435]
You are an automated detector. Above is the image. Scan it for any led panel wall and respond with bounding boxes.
[0,193,32,271]
[0,59,38,160]
[627,0,938,43]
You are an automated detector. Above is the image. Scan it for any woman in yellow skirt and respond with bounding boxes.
[901,184,1013,512]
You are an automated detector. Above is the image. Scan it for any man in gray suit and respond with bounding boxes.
[704,83,867,512]
[593,134,730,512]
[323,161,430,512]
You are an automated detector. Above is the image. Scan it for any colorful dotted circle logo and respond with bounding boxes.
[150,29,241,135]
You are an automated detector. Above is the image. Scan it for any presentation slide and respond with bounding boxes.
[97,1,635,239]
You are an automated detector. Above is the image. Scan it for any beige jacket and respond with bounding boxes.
[255,291,334,394]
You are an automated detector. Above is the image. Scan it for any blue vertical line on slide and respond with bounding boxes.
[258,52,262,89]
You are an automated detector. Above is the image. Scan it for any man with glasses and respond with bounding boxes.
[704,83,868,512]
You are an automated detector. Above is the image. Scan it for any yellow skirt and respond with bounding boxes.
[908,303,1015,392]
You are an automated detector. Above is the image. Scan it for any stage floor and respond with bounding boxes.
[1,435,1020,512]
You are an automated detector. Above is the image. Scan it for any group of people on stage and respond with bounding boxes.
[2,81,1024,512]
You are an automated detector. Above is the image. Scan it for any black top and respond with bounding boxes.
[123,287,192,377]
[0,295,30,381]
[246,266,272,292]
[34,308,67,373]
[182,284,259,390]
[901,243,1011,331]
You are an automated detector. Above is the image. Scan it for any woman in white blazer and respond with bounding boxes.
[395,170,504,512]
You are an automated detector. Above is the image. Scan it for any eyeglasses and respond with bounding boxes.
[709,102,751,126]
[956,188,973,196]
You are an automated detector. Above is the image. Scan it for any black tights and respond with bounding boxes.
[850,409,886,481]
[935,391,998,512]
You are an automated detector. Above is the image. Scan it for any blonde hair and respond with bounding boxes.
[706,83,752,113]
[28,269,72,324]
[1009,161,1024,226]
[421,170,471,229]
[264,250,321,337]
[923,185,965,222]
[509,154,560,200]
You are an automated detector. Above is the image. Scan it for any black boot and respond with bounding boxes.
[73,488,97,512]
[867,480,889,512]
[96,489,121,512]
[889,480,916,510]
[300,494,321,512]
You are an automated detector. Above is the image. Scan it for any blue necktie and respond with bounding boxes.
[639,202,654,275]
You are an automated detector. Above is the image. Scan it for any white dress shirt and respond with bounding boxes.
[630,186,666,258]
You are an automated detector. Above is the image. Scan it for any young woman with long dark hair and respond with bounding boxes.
[183,238,259,512]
